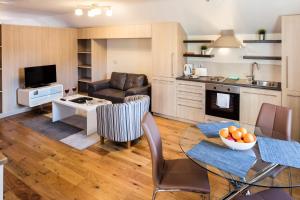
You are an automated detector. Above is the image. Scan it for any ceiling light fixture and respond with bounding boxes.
[75,5,112,17]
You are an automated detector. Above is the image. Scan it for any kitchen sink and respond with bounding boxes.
[251,80,280,88]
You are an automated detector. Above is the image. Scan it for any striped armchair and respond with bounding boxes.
[96,95,150,148]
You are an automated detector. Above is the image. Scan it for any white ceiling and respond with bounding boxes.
[0,0,300,35]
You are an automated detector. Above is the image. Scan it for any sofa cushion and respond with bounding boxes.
[110,72,127,90]
[124,74,145,90]
[93,88,125,104]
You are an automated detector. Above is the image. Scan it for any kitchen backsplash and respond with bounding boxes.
[188,61,281,82]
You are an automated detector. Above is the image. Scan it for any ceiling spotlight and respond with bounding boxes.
[106,7,113,16]
[75,8,83,16]
[88,8,102,17]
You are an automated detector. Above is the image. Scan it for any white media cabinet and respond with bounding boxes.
[18,84,63,107]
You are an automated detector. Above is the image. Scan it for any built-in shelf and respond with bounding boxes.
[243,56,282,61]
[78,78,92,83]
[183,53,214,58]
[78,51,92,54]
[243,40,282,44]
[183,40,214,44]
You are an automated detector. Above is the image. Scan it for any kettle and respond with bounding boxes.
[183,64,193,76]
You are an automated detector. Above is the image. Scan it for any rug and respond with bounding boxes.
[17,112,99,150]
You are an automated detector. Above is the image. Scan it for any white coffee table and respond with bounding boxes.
[52,94,112,135]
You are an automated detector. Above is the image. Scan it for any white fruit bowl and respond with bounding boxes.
[220,133,257,151]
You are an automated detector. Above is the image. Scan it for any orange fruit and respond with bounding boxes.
[243,133,255,143]
[238,127,247,134]
[252,134,257,141]
[220,128,229,138]
[232,130,242,140]
[228,126,237,134]
[237,139,244,143]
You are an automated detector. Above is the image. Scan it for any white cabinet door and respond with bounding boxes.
[282,15,300,92]
[240,88,282,126]
[151,78,176,117]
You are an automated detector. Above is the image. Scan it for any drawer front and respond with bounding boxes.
[176,82,205,93]
[177,98,204,109]
[177,90,204,101]
[177,104,204,122]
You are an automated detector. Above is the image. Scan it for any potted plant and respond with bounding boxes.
[201,45,208,55]
[258,29,266,40]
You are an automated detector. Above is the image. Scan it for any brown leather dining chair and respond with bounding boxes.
[255,103,293,179]
[237,188,293,200]
[256,103,292,141]
[142,113,210,200]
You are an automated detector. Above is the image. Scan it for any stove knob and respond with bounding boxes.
[227,88,231,92]
[214,87,217,90]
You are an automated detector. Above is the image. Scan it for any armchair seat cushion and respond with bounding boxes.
[93,89,125,103]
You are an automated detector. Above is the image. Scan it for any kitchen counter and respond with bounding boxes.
[176,76,282,91]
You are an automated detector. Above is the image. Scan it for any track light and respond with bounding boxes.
[75,8,83,16]
[75,5,113,17]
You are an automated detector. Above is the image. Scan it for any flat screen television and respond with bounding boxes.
[24,65,57,88]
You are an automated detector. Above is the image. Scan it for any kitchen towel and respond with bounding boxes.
[196,122,240,138]
[217,93,230,109]
[187,140,257,178]
[258,137,300,168]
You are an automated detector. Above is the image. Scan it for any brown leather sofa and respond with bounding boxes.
[88,72,151,103]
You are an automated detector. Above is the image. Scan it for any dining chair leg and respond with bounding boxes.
[127,141,131,149]
[152,188,158,200]
[288,167,293,196]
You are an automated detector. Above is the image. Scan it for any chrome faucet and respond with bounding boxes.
[247,62,260,82]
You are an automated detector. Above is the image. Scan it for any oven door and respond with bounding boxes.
[205,90,240,121]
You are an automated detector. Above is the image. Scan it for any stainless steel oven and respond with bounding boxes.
[205,83,240,120]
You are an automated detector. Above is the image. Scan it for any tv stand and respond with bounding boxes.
[18,84,63,107]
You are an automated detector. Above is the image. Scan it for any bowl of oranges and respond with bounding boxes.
[219,126,257,151]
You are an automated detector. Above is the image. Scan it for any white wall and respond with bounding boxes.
[0,11,67,27]
[106,38,152,80]
[187,34,282,82]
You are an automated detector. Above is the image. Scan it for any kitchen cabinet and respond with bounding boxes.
[176,81,205,122]
[240,87,282,126]
[282,15,300,140]
[152,23,187,78]
[151,77,176,117]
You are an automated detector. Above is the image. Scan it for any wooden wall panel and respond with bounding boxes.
[1,25,77,115]
[78,24,152,39]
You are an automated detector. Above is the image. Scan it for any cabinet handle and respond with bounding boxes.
[171,52,175,77]
[286,56,289,89]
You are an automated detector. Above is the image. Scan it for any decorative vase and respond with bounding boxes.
[201,50,207,55]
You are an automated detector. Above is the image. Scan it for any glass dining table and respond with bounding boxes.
[179,125,300,200]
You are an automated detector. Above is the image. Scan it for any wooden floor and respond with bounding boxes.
[0,113,298,200]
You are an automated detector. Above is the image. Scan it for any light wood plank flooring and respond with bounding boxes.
[0,113,298,200]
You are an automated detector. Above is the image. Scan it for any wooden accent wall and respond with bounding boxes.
[78,24,152,39]
[1,25,78,115]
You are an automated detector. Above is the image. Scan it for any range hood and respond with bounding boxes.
[212,30,243,48]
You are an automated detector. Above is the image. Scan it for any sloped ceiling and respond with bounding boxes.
[0,0,300,35]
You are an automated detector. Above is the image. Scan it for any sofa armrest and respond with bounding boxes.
[88,80,110,94]
[125,85,151,96]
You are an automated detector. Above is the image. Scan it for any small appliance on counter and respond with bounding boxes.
[183,64,193,76]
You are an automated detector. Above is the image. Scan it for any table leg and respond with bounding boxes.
[222,164,278,200]
[52,102,76,122]
[86,109,97,135]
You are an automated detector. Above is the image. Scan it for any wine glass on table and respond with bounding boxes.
[72,87,77,95]
[65,89,70,97]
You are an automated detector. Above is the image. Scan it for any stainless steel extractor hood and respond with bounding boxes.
[212,30,243,48]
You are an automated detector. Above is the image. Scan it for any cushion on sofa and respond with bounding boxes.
[123,74,145,91]
[110,72,127,90]
[93,88,125,103]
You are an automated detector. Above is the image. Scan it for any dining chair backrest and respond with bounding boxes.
[142,112,164,187]
[256,103,292,141]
